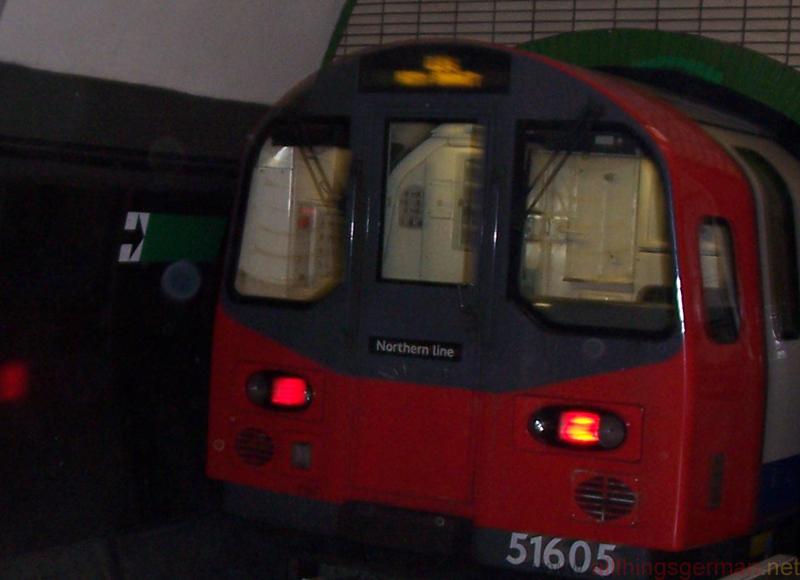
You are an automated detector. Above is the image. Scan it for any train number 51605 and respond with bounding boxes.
[505,532,617,576]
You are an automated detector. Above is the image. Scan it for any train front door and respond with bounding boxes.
[347,114,490,505]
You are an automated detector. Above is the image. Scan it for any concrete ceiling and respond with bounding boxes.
[0,0,346,104]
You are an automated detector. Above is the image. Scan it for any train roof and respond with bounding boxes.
[521,30,800,152]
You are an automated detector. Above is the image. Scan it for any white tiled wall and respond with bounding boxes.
[337,0,800,69]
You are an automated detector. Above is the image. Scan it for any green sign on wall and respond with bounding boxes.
[118,212,227,264]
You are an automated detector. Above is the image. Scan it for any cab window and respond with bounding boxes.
[699,219,740,344]
[381,121,484,285]
[515,125,676,333]
[234,120,351,301]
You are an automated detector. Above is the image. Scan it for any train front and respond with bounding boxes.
[207,41,766,577]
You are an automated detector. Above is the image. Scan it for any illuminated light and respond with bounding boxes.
[270,376,311,408]
[246,372,313,411]
[0,360,30,403]
[435,71,482,88]
[394,71,429,87]
[559,411,601,445]
[424,55,459,72]
[530,406,627,449]
[393,55,483,88]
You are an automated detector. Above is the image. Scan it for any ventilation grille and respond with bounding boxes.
[235,427,275,466]
[574,475,636,523]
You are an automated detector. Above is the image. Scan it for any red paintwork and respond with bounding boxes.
[207,49,766,557]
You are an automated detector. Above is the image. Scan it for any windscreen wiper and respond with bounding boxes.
[525,100,605,213]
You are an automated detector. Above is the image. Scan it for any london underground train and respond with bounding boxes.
[207,40,800,577]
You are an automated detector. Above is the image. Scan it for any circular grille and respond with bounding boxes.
[235,427,274,466]
[574,476,636,522]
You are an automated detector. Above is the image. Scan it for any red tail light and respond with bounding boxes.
[559,411,601,445]
[270,376,311,408]
[0,360,30,403]
[529,406,626,450]
[246,372,312,410]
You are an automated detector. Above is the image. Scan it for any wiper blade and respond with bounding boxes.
[525,100,605,213]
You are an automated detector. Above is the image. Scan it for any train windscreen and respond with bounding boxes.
[517,126,676,333]
[234,120,351,301]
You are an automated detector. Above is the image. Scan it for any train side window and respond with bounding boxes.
[381,122,483,284]
[515,126,676,334]
[234,121,352,301]
[735,148,800,340]
[699,219,740,344]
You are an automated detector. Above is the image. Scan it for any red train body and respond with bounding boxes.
[207,41,800,577]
